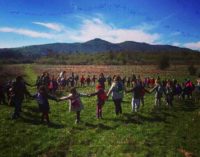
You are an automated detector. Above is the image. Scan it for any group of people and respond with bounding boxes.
[0,71,200,125]
[34,71,162,94]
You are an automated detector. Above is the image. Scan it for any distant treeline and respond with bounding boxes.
[21,51,200,65]
[1,49,200,65]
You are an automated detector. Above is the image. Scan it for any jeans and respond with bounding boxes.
[76,111,80,123]
[12,99,22,119]
[132,98,140,112]
[155,98,162,107]
[113,99,122,115]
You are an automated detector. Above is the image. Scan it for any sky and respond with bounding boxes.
[0,0,200,50]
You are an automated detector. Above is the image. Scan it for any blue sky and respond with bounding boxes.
[0,0,200,50]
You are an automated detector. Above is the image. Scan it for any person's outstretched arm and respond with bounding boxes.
[107,83,115,97]
[79,93,90,97]
[126,87,134,93]
[47,94,58,101]
[144,88,150,94]
[59,95,71,101]
[89,91,99,97]
[149,85,157,93]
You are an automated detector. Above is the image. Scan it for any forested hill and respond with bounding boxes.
[0,38,198,55]
[0,38,200,64]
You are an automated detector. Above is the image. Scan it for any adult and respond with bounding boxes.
[10,76,31,119]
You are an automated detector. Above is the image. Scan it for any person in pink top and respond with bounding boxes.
[59,87,88,124]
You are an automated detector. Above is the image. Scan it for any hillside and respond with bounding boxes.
[0,38,200,65]
[0,38,198,55]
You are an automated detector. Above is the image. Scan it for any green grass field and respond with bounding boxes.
[0,65,200,157]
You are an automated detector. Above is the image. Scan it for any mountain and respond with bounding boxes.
[0,38,199,57]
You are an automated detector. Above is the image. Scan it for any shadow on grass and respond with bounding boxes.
[22,111,41,119]
[84,122,119,130]
[21,116,64,128]
[20,112,64,129]
[103,111,168,125]
[23,105,40,113]
[124,112,168,124]
[172,99,200,112]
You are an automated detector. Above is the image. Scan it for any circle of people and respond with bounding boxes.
[0,71,200,124]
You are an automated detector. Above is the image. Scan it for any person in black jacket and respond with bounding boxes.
[11,76,32,119]
[0,80,6,105]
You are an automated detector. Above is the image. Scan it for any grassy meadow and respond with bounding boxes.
[0,64,200,157]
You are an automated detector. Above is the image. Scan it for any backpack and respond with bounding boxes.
[158,86,164,93]
[117,82,123,92]
[156,85,164,98]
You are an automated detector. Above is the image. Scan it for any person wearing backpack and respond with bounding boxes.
[32,85,58,125]
[89,83,107,119]
[150,79,166,107]
[107,75,125,115]
[126,79,149,112]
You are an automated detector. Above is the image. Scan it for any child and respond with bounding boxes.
[74,75,79,86]
[174,83,182,99]
[59,87,86,124]
[126,80,148,112]
[150,79,166,107]
[80,75,85,87]
[107,76,125,115]
[140,81,149,107]
[92,75,96,86]
[165,82,174,107]
[86,75,91,86]
[89,83,107,119]
[32,86,57,124]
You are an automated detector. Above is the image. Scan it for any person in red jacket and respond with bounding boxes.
[80,75,85,87]
[89,83,107,119]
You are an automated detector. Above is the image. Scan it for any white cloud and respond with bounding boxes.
[183,41,200,50]
[32,22,63,32]
[64,18,160,43]
[0,27,53,39]
[0,18,161,44]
